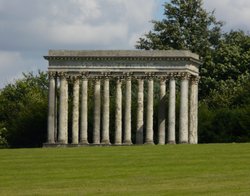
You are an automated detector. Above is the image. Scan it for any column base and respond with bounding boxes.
[123,141,133,146]
[57,140,68,144]
[167,141,176,144]
[144,141,155,145]
[92,143,101,146]
[79,140,89,145]
[179,141,188,144]
[158,142,165,145]
[113,143,122,146]
[101,141,111,146]
[43,143,88,147]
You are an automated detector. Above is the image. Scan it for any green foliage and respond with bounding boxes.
[201,31,250,100]
[203,73,250,108]
[199,103,250,143]
[0,123,8,148]
[0,71,48,147]
[136,0,250,143]
[136,0,222,57]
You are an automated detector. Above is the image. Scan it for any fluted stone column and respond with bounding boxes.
[72,77,79,144]
[47,72,56,144]
[80,78,89,144]
[124,78,132,145]
[158,79,166,145]
[93,79,101,145]
[179,74,189,144]
[168,77,176,144]
[115,79,122,145]
[145,78,154,144]
[54,78,58,143]
[189,76,199,144]
[58,73,68,144]
[101,78,110,145]
[136,79,144,144]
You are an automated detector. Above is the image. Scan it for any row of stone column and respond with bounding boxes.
[47,72,199,146]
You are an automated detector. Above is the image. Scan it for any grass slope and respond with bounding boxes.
[0,144,250,195]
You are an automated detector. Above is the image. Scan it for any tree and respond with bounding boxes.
[0,71,48,147]
[136,0,250,143]
[202,31,250,106]
[136,0,223,57]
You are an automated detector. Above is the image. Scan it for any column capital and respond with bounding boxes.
[190,76,200,84]
[179,73,191,80]
[123,72,133,79]
[81,72,89,79]
[168,72,179,80]
[134,76,145,80]
[58,72,69,79]
[70,75,81,81]
[48,71,57,79]
[157,76,167,82]
[101,72,111,79]
[145,72,155,80]
[93,76,102,81]
[115,76,124,82]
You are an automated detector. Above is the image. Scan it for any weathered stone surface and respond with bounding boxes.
[136,79,144,144]
[72,78,79,144]
[80,79,89,144]
[145,79,154,145]
[158,79,166,145]
[45,50,200,78]
[189,77,199,144]
[44,50,201,147]
[58,75,68,144]
[168,78,176,144]
[47,73,56,144]
[179,75,189,144]
[124,79,132,145]
[101,79,110,145]
[47,50,200,60]
[93,79,101,145]
[115,79,122,145]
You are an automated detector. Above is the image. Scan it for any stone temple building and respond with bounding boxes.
[43,50,201,147]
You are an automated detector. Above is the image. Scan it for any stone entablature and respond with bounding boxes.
[44,50,201,147]
[44,50,199,77]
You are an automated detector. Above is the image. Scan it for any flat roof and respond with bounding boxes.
[47,50,200,60]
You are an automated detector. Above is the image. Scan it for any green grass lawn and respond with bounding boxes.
[0,144,250,195]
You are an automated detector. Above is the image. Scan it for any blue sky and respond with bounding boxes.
[0,0,250,88]
[155,0,166,20]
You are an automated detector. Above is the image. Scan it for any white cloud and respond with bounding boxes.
[204,0,250,31]
[1,0,250,88]
[0,51,37,87]
[0,0,157,88]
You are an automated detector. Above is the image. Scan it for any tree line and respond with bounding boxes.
[1,0,250,147]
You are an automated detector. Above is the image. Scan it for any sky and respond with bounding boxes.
[0,0,250,88]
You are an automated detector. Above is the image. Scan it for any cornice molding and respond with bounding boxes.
[44,56,201,65]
